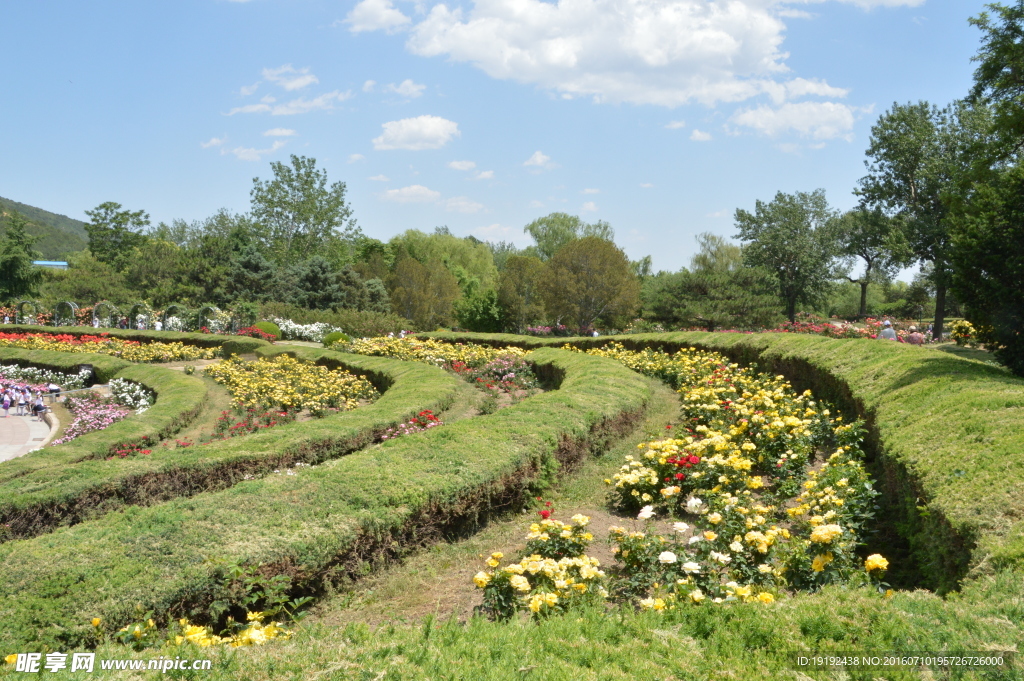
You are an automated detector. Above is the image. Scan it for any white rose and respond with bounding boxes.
[637,505,656,520]
[658,551,678,564]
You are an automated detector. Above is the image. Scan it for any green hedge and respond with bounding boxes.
[0,348,652,651]
[421,331,1024,592]
[0,324,272,355]
[0,349,461,543]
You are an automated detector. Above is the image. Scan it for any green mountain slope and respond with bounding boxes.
[0,195,89,260]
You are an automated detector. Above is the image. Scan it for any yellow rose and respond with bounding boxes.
[864,554,889,572]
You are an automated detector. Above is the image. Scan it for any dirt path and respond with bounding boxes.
[310,376,679,628]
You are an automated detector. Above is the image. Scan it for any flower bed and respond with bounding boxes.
[450,354,539,394]
[204,355,379,415]
[347,337,527,368]
[0,332,216,362]
[51,395,133,446]
[272,318,341,343]
[0,364,91,392]
[379,410,442,439]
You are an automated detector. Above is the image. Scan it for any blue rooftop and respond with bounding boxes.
[32,261,69,269]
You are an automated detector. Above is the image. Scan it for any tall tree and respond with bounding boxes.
[387,258,460,330]
[228,244,276,303]
[0,211,43,301]
[832,208,911,318]
[969,1,1024,154]
[84,202,150,270]
[250,155,361,265]
[644,233,780,331]
[734,190,842,322]
[497,255,546,332]
[857,100,993,341]
[540,236,639,329]
[523,213,615,260]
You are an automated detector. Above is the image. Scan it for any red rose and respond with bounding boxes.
[539,510,551,519]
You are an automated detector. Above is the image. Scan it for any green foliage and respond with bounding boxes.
[951,162,1024,375]
[250,154,361,266]
[832,208,912,317]
[454,287,503,332]
[37,250,137,308]
[523,212,615,261]
[969,1,1024,153]
[254,320,281,338]
[388,228,498,293]
[734,189,843,322]
[497,255,546,332]
[387,257,461,329]
[273,257,365,310]
[228,243,275,303]
[322,331,350,347]
[362,277,391,313]
[84,201,150,271]
[0,210,43,300]
[541,236,640,329]
[0,196,87,259]
[258,302,413,337]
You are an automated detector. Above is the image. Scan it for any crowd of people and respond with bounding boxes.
[0,384,53,420]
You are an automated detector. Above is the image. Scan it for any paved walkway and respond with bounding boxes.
[0,412,52,462]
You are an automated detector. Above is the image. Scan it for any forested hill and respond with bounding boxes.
[0,195,89,259]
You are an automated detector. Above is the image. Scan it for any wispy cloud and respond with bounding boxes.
[690,129,712,141]
[344,0,411,33]
[263,128,297,137]
[348,153,366,163]
[582,188,599,194]
[474,170,494,180]
[200,136,226,149]
[239,82,260,96]
[448,160,476,171]
[226,90,352,116]
[445,196,485,213]
[223,140,286,162]
[373,115,460,150]
[386,79,426,98]
[581,201,597,212]
[524,151,556,170]
[262,64,319,91]
[369,174,391,181]
[665,120,686,130]
[381,184,442,203]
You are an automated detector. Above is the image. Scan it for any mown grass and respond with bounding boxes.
[0,348,461,542]
[0,349,653,652]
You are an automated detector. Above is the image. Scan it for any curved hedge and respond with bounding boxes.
[0,348,461,542]
[0,347,130,384]
[0,324,271,356]
[421,331,1024,592]
[0,348,652,651]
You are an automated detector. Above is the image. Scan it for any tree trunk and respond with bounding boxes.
[933,283,946,342]
[859,281,869,319]
[787,299,797,323]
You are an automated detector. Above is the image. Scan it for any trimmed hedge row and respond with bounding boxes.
[0,349,462,543]
[421,331,1024,592]
[0,324,271,356]
[0,348,653,651]
[0,347,130,384]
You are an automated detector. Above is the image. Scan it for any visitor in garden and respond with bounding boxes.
[879,320,898,341]
[47,382,60,402]
[907,326,925,345]
[17,388,26,416]
[154,319,163,331]
[2,393,10,418]
[32,394,45,420]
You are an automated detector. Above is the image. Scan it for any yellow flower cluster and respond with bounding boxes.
[0,335,215,362]
[174,612,292,648]
[349,337,526,368]
[205,355,378,413]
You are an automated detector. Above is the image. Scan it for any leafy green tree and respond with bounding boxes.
[362,278,391,313]
[228,244,276,303]
[83,202,150,270]
[857,100,993,341]
[497,255,546,332]
[488,241,521,271]
[38,251,136,307]
[969,2,1024,154]
[523,213,615,260]
[250,155,361,265]
[832,208,911,318]
[643,234,780,331]
[274,258,365,311]
[388,229,498,292]
[122,239,182,308]
[455,288,503,332]
[950,162,1024,375]
[734,190,843,322]
[173,234,233,306]
[0,211,43,301]
[540,237,639,329]
[387,258,461,330]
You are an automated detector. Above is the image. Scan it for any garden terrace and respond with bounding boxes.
[420,331,1024,594]
[0,348,652,651]
[0,347,462,543]
[0,324,271,356]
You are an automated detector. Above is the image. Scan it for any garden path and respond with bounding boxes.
[0,412,50,462]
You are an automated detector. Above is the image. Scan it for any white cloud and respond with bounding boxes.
[471,223,519,240]
[730,101,859,140]
[445,196,485,213]
[200,136,226,149]
[348,153,366,163]
[240,82,260,96]
[262,65,319,91]
[373,115,460,150]
[223,140,285,162]
[397,0,872,108]
[581,201,597,212]
[528,199,544,208]
[665,120,686,130]
[448,160,476,171]
[363,80,377,92]
[640,182,653,188]
[386,79,426,98]
[345,0,412,33]
[381,184,442,202]
[261,95,276,103]
[690,129,712,141]
[706,209,729,218]
[840,0,924,7]
[263,128,297,137]
[226,90,351,116]
[582,188,599,194]
[369,174,391,181]
[524,151,556,169]
[474,170,494,180]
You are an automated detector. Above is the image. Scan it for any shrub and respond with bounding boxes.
[253,321,280,339]
[322,331,350,348]
[236,326,277,342]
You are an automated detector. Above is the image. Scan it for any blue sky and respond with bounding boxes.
[0,0,989,274]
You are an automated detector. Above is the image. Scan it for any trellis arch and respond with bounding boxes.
[129,302,154,330]
[197,305,220,331]
[92,301,120,329]
[161,304,188,331]
[16,300,42,325]
[54,301,79,327]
